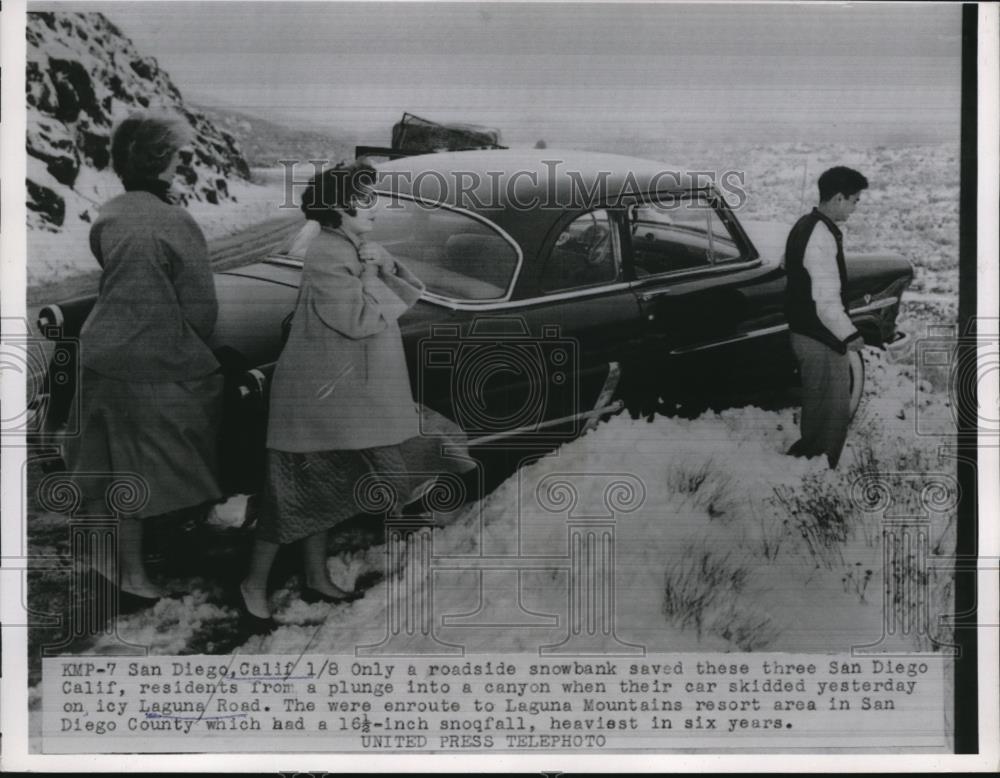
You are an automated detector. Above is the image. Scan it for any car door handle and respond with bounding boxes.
[637,288,673,321]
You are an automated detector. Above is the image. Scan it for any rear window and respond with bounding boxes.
[369,195,519,301]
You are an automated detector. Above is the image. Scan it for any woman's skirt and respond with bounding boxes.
[255,407,475,545]
[64,368,225,519]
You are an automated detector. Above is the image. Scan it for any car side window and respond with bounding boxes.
[628,195,742,277]
[540,209,619,292]
[369,195,519,301]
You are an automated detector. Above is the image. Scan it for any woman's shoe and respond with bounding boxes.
[117,588,163,615]
[92,569,163,615]
[234,584,276,635]
[300,585,363,605]
[239,609,277,636]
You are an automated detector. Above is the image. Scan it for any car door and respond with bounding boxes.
[514,207,645,436]
[622,192,772,409]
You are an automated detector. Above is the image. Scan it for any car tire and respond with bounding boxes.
[848,350,865,422]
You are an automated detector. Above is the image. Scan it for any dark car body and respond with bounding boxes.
[37,149,913,493]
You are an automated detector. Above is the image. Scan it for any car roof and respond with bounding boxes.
[377,148,698,206]
[375,149,703,260]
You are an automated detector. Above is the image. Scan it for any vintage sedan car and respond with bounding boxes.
[37,149,912,494]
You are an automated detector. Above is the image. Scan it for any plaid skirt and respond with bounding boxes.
[255,408,474,545]
[64,368,224,519]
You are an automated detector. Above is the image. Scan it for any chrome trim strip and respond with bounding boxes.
[260,257,304,270]
[668,297,902,355]
[629,258,763,288]
[671,323,789,355]
[251,263,632,311]
[465,400,625,447]
[610,211,624,284]
[849,296,899,314]
[585,362,623,432]
[262,251,900,327]
[420,282,635,311]
[445,253,759,313]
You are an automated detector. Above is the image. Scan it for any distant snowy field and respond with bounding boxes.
[27,142,959,305]
[711,142,959,310]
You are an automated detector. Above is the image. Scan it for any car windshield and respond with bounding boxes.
[368,195,519,301]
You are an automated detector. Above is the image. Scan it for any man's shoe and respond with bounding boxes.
[117,588,163,614]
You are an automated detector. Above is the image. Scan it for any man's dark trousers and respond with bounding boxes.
[787,332,852,468]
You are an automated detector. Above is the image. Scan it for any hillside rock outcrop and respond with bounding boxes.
[26,11,251,230]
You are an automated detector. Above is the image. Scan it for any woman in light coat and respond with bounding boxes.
[239,161,430,632]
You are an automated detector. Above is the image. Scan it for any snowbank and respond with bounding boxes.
[84,346,956,659]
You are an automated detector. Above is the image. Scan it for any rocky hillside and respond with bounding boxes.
[26,11,251,231]
[193,103,354,169]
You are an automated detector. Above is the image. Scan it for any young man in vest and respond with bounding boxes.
[784,166,869,468]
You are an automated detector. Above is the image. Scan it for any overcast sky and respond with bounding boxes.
[43,1,963,146]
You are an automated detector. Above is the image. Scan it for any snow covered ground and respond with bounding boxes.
[76,345,954,660]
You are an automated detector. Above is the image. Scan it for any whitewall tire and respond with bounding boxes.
[848,350,865,422]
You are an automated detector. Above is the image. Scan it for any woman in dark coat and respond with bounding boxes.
[239,161,468,632]
[67,112,224,610]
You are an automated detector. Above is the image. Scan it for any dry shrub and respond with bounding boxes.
[663,549,776,649]
[667,458,735,519]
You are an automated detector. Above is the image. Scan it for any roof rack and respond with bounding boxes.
[356,111,506,160]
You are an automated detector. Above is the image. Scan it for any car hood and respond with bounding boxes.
[740,218,912,285]
[843,253,914,299]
